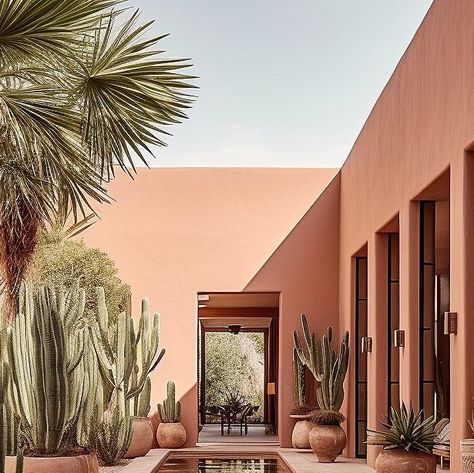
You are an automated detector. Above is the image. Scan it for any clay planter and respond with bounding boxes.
[308,424,346,462]
[5,452,99,473]
[156,422,186,448]
[150,411,160,449]
[375,449,436,473]
[125,416,154,458]
[291,420,313,449]
[461,439,474,472]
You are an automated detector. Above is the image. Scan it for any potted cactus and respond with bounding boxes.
[367,403,437,473]
[156,381,186,448]
[294,314,349,462]
[289,346,313,449]
[4,283,99,473]
[92,289,165,460]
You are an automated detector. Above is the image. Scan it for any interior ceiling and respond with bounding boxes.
[200,316,273,329]
[198,292,279,308]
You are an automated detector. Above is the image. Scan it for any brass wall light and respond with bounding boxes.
[361,336,372,353]
[444,312,457,335]
[393,329,405,348]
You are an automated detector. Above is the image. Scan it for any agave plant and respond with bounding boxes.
[366,403,437,453]
[0,0,195,317]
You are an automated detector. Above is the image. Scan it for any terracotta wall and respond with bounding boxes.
[337,0,474,470]
[245,175,341,447]
[83,167,339,446]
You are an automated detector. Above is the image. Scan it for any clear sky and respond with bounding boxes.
[133,0,433,168]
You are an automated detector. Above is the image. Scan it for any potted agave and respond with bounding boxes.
[156,381,187,448]
[4,283,100,473]
[293,315,350,462]
[92,289,165,460]
[367,403,437,473]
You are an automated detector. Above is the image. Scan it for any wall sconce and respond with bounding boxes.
[267,382,276,396]
[361,336,372,353]
[444,312,457,335]
[393,329,405,348]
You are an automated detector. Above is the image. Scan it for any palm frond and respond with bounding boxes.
[0,0,122,66]
[79,10,196,179]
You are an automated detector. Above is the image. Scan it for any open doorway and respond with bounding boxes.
[197,292,279,445]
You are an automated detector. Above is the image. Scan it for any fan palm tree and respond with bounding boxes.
[0,0,195,319]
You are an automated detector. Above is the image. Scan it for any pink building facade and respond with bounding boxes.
[86,1,474,471]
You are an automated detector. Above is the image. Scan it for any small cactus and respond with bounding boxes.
[157,381,181,423]
[293,314,349,412]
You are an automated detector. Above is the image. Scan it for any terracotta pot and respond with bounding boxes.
[156,422,186,448]
[308,424,346,462]
[291,420,313,449]
[461,439,474,472]
[5,452,99,473]
[375,449,436,473]
[150,411,160,449]
[124,416,154,458]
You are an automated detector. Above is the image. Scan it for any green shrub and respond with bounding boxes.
[29,230,130,323]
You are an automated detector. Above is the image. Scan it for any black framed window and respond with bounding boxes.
[387,233,400,414]
[419,201,436,417]
[355,256,368,458]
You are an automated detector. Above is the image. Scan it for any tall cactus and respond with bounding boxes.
[292,346,306,409]
[6,282,87,454]
[158,381,181,423]
[91,288,165,418]
[293,314,349,412]
[1,354,24,473]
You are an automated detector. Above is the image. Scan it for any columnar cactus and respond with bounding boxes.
[0,329,19,457]
[292,346,306,408]
[158,381,181,423]
[293,314,349,412]
[92,287,165,417]
[0,360,24,473]
[6,283,88,454]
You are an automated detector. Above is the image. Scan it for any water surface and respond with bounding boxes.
[158,457,289,472]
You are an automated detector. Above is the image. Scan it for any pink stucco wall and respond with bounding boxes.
[84,167,339,447]
[337,0,474,469]
[83,1,474,469]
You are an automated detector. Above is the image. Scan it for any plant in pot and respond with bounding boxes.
[92,288,165,460]
[289,346,313,449]
[294,314,349,462]
[367,403,437,473]
[157,381,187,448]
[460,400,474,472]
[4,283,100,473]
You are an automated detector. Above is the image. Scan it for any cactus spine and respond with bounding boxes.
[293,314,349,412]
[158,381,181,423]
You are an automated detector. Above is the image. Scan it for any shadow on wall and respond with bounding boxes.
[243,173,341,448]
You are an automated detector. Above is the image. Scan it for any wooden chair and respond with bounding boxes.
[239,404,259,435]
